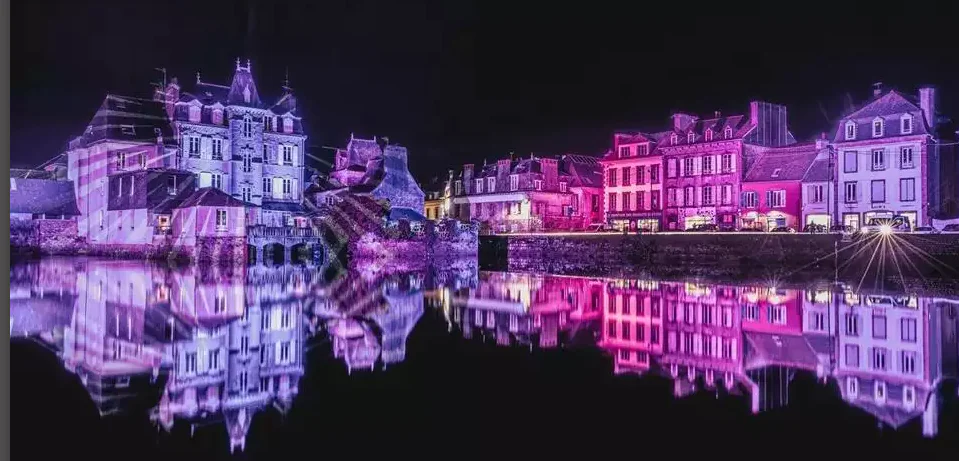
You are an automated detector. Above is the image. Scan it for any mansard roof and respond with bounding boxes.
[10,178,80,216]
[669,115,752,145]
[176,187,249,208]
[833,90,930,143]
[76,94,177,148]
[802,157,834,183]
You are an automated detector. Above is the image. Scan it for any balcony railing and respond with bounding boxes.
[248,225,323,238]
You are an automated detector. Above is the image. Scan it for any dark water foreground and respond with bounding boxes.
[10,257,959,460]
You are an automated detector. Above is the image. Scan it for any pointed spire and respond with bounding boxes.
[196,72,201,84]
[246,58,252,70]
[282,67,292,93]
[236,57,241,70]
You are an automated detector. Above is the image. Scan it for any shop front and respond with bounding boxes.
[607,211,662,233]
[681,208,717,230]
[804,214,831,227]
[741,211,793,231]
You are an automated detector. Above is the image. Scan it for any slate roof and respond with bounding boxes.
[176,187,249,208]
[389,208,427,222]
[77,95,177,148]
[181,81,230,105]
[802,157,834,182]
[664,115,752,146]
[744,143,820,182]
[833,90,931,143]
[560,154,604,188]
[743,332,819,371]
[10,178,80,215]
[261,201,306,213]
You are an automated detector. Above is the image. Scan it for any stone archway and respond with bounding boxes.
[262,243,286,265]
[290,243,311,264]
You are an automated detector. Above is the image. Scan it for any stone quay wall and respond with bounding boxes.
[481,233,959,292]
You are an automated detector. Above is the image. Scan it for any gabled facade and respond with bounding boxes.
[833,87,939,229]
[157,59,308,228]
[660,101,796,230]
[740,142,823,231]
[800,141,838,228]
[601,131,667,231]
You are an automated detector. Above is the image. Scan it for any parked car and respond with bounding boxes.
[913,226,939,234]
[687,224,719,232]
[942,224,959,234]
[771,226,796,233]
[803,224,827,234]
[830,224,854,234]
[860,216,911,235]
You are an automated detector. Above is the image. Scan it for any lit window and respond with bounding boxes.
[188,137,201,157]
[704,129,713,141]
[619,146,630,157]
[215,209,228,231]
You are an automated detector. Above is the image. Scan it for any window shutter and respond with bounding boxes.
[292,145,299,166]
[274,341,281,363]
[290,339,297,363]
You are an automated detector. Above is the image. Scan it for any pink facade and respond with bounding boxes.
[739,287,803,335]
[173,205,246,244]
[739,181,804,230]
[600,280,665,374]
[601,132,666,231]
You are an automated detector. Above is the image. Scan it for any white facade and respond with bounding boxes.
[800,180,835,227]
[836,138,925,229]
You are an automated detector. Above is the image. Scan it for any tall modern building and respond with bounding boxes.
[154,59,308,227]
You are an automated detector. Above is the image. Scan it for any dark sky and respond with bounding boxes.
[12,0,959,182]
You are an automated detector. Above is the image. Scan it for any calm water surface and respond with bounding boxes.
[11,257,959,459]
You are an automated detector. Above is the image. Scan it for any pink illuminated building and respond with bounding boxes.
[601,132,667,231]
[740,142,824,231]
[660,102,795,230]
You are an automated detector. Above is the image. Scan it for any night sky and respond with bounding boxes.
[12,0,959,182]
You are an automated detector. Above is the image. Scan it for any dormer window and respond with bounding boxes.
[188,106,201,123]
[265,116,274,132]
[901,114,913,134]
[771,168,782,178]
[671,133,679,145]
[510,174,518,191]
[283,117,293,134]
[486,177,496,193]
[687,132,695,143]
[872,117,884,137]
[242,115,253,138]
[559,181,568,193]
[637,144,649,156]
[212,109,224,125]
[619,146,630,158]
[475,178,483,194]
[724,127,733,139]
[844,121,857,140]
[243,85,251,104]
[704,129,713,142]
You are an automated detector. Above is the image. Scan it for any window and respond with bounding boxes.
[634,166,644,184]
[671,133,679,144]
[212,173,223,190]
[622,192,631,211]
[282,145,294,165]
[474,179,483,194]
[701,305,714,325]
[167,176,177,195]
[871,347,888,370]
[900,351,917,375]
[684,304,695,324]
[721,185,731,205]
[683,186,694,206]
[843,151,858,173]
[871,180,885,203]
[705,129,713,141]
[188,105,201,123]
[872,315,887,339]
[771,168,782,178]
[900,147,915,169]
[742,191,758,208]
[650,165,660,183]
[280,342,292,363]
[212,138,223,160]
[702,156,713,174]
[844,313,860,336]
[667,159,677,178]
[534,179,543,190]
[871,149,886,170]
[844,182,858,203]
[209,349,220,371]
[845,121,857,140]
[901,114,913,134]
[687,132,695,143]
[651,191,660,210]
[651,327,660,345]
[260,377,271,393]
[872,118,884,137]
[239,372,248,394]
[282,178,293,197]
[701,186,713,205]
[240,335,250,356]
[846,377,859,397]
[901,318,917,342]
[721,154,732,173]
[622,167,631,186]
[215,209,227,231]
[874,381,886,402]
[767,190,785,207]
[455,181,462,195]
[242,115,253,138]
[242,186,251,203]
[619,146,630,157]
[682,332,694,353]
[263,176,272,195]
[608,168,618,187]
[281,308,292,329]
[743,304,759,321]
[607,320,616,338]
[721,338,732,359]
[809,185,824,203]
[608,193,617,212]
[212,109,223,125]
[637,191,645,210]
[769,306,786,325]
[185,352,197,374]
[724,127,733,139]
[811,312,826,331]
[683,158,695,176]
[214,292,226,313]
[622,322,631,340]
[637,144,648,156]
[117,177,123,197]
[559,181,568,193]
[243,149,252,172]
[283,117,293,133]
[591,195,600,212]
[487,177,496,193]
[510,175,518,191]
[667,188,677,207]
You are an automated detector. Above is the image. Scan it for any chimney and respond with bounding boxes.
[463,163,474,181]
[714,111,722,118]
[497,158,511,178]
[815,132,828,150]
[163,78,180,121]
[672,113,698,131]
[873,82,883,97]
[749,101,760,126]
[919,86,937,131]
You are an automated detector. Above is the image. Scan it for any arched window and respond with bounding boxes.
[242,115,253,138]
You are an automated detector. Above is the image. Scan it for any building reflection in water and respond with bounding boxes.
[11,258,959,446]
